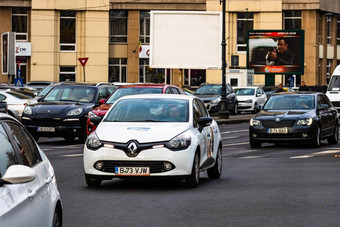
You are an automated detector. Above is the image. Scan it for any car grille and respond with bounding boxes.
[256,133,308,139]
[30,118,81,126]
[203,100,210,103]
[96,161,174,173]
[262,120,295,128]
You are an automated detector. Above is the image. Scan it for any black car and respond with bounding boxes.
[193,83,238,114]
[0,93,7,113]
[249,92,338,148]
[21,82,117,142]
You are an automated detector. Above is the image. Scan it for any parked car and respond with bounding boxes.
[0,90,31,120]
[262,85,291,99]
[25,81,54,94]
[193,83,238,114]
[0,94,8,113]
[86,83,185,134]
[234,86,267,113]
[0,113,62,226]
[249,92,338,148]
[21,82,117,142]
[84,94,222,187]
[0,86,36,98]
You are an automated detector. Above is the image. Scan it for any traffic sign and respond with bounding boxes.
[15,78,23,87]
[78,57,88,67]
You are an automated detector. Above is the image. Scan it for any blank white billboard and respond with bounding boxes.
[150,11,222,69]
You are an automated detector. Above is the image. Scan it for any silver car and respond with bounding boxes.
[0,90,30,120]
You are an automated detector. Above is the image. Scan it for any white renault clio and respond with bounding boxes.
[84,94,222,187]
[0,113,62,227]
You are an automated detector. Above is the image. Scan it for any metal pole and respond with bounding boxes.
[83,66,86,82]
[218,0,229,119]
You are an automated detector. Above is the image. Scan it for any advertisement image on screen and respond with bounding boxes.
[247,30,304,75]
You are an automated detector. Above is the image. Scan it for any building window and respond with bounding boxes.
[326,59,332,84]
[237,12,253,52]
[60,11,76,51]
[140,11,150,44]
[60,66,76,81]
[283,11,301,30]
[337,16,340,45]
[327,15,332,45]
[110,11,128,44]
[184,69,206,87]
[109,58,127,82]
[139,59,164,83]
[12,8,28,41]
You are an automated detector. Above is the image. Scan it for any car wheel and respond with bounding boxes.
[185,152,200,188]
[327,125,338,145]
[250,139,262,148]
[252,103,258,114]
[231,102,238,115]
[207,146,222,179]
[85,174,102,187]
[52,206,62,227]
[311,126,321,148]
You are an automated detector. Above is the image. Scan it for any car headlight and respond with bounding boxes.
[88,111,98,118]
[166,130,191,150]
[245,99,253,103]
[250,118,261,126]
[23,106,32,115]
[211,97,221,104]
[297,118,313,126]
[66,108,83,116]
[86,132,102,150]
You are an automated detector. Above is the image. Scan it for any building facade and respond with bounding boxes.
[0,0,340,88]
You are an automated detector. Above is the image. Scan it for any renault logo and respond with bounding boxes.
[275,118,281,122]
[127,142,137,155]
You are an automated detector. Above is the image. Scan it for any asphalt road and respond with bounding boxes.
[39,122,340,227]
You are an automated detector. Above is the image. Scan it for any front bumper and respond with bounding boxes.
[83,146,195,177]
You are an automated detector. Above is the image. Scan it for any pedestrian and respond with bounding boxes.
[299,81,309,91]
[275,84,286,93]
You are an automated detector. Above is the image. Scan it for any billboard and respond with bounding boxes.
[247,30,304,75]
[150,11,222,69]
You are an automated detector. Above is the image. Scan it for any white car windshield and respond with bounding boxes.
[105,98,189,122]
[234,88,255,96]
[264,95,315,110]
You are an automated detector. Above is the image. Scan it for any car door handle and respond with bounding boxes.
[45,177,52,185]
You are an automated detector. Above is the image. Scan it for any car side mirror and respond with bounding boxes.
[37,97,43,102]
[90,116,102,126]
[98,99,106,105]
[0,165,36,186]
[198,117,212,132]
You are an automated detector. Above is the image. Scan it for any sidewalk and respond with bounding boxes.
[211,113,252,125]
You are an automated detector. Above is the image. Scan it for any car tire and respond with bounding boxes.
[250,139,262,148]
[311,126,321,148]
[85,174,102,187]
[207,146,222,179]
[52,206,62,227]
[327,125,339,145]
[231,102,238,115]
[252,103,258,114]
[185,152,200,188]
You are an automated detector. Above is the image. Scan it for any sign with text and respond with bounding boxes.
[247,30,305,75]
[15,42,31,56]
[78,57,88,67]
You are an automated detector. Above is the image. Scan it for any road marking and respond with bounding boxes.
[223,142,249,147]
[61,154,83,157]
[290,150,340,159]
[220,129,248,135]
[222,136,238,140]
[239,156,261,159]
[42,149,52,151]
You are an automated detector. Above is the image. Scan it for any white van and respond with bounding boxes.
[326,64,340,113]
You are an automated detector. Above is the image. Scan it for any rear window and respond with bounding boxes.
[106,87,163,104]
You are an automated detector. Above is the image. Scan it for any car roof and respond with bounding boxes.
[57,82,112,86]
[117,83,172,89]
[234,86,260,89]
[118,93,195,101]
[271,91,321,96]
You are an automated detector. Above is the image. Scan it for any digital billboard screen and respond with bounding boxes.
[247,30,304,75]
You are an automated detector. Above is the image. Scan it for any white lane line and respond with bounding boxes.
[223,142,249,147]
[42,149,52,151]
[290,150,340,159]
[61,154,83,157]
[239,156,261,159]
[220,129,248,135]
[222,136,238,140]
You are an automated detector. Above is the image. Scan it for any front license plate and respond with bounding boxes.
[115,167,150,176]
[37,127,55,132]
[267,128,288,134]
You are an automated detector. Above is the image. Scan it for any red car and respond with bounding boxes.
[86,83,186,134]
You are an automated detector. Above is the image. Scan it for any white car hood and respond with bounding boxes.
[96,122,190,143]
[236,95,254,101]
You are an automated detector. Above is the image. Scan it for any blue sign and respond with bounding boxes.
[15,78,23,87]
[289,76,295,87]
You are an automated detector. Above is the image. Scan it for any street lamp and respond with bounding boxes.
[218,0,230,119]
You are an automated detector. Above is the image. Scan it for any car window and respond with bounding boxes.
[0,94,6,101]
[170,87,180,94]
[37,85,54,97]
[0,123,18,178]
[196,99,209,117]
[193,99,203,127]
[4,122,41,167]
[165,88,171,94]
[318,94,331,108]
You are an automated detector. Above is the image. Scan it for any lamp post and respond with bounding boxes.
[218,0,230,119]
